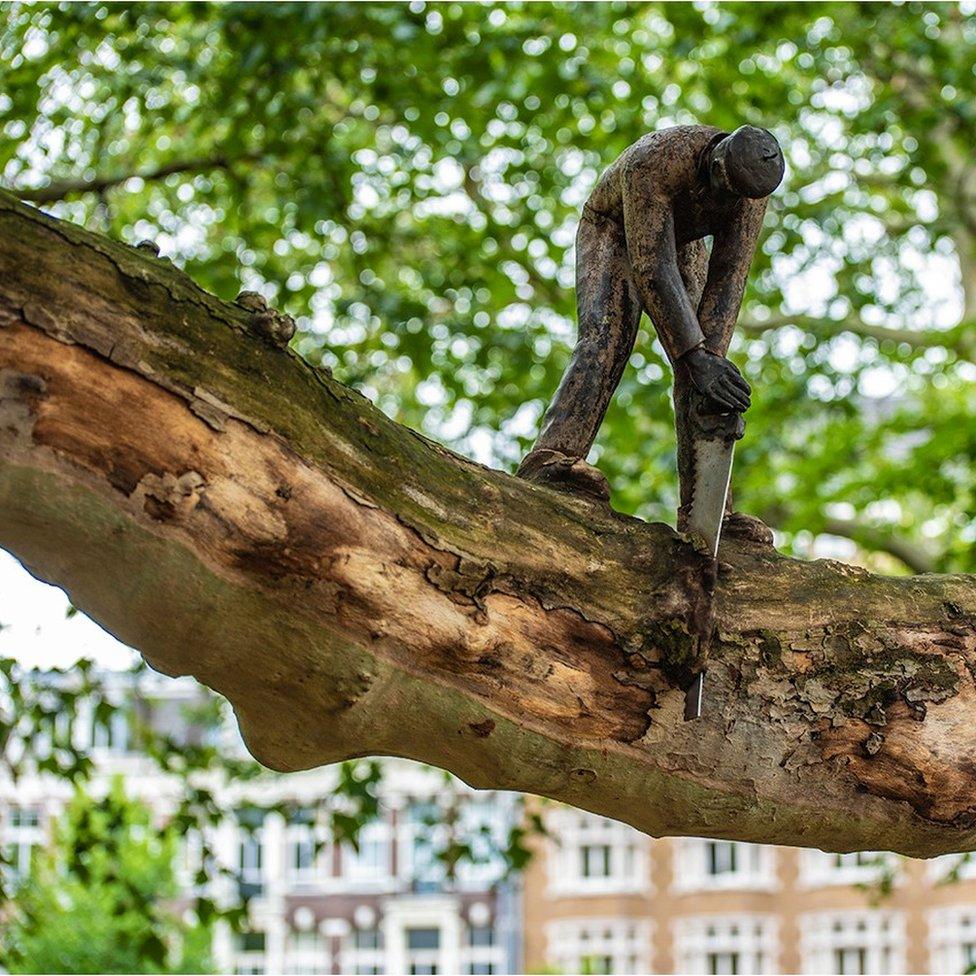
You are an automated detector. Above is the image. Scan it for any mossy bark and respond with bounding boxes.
[2,190,976,856]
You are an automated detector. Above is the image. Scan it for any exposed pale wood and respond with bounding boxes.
[2,191,976,856]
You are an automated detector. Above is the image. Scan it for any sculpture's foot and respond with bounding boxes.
[722,511,775,546]
[516,449,611,503]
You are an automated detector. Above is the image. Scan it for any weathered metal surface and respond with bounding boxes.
[519,123,785,704]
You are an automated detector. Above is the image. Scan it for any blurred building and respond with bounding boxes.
[0,670,521,976]
[4,670,976,975]
[523,805,976,974]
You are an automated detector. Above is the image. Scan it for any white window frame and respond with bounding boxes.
[233,957,264,976]
[455,799,508,891]
[339,926,385,975]
[91,706,131,755]
[674,914,777,975]
[233,932,267,975]
[927,852,976,884]
[928,905,976,974]
[671,839,776,893]
[285,821,331,888]
[800,910,906,975]
[238,826,265,888]
[545,918,651,974]
[382,897,462,975]
[285,929,329,975]
[400,802,449,892]
[460,922,505,975]
[342,818,394,888]
[2,805,44,883]
[546,808,649,896]
[797,849,895,888]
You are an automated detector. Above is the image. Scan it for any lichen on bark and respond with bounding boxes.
[2,189,976,856]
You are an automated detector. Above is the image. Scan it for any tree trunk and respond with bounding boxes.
[1,191,975,857]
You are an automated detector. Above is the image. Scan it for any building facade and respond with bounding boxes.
[524,804,976,974]
[0,671,522,976]
[5,670,976,975]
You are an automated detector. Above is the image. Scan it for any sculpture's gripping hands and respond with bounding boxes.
[683,346,751,414]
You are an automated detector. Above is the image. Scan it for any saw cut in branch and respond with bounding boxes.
[1,190,976,857]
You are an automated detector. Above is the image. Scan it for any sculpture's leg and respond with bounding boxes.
[519,215,642,500]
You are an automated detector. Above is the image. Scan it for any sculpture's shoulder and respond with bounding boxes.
[619,124,724,186]
[587,125,724,217]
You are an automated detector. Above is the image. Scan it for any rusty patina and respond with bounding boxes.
[519,123,785,531]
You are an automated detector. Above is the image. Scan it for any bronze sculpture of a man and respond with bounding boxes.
[518,124,784,540]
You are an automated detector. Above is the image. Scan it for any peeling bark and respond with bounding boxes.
[2,191,976,856]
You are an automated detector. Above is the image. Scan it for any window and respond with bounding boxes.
[462,924,503,975]
[286,930,328,975]
[286,821,329,887]
[237,828,264,895]
[234,932,266,975]
[469,926,493,947]
[675,915,776,975]
[582,843,612,878]
[341,927,385,975]
[708,842,737,876]
[800,911,905,975]
[672,840,775,892]
[343,819,392,886]
[547,808,648,895]
[798,849,893,887]
[928,906,976,973]
[546,919,650,975]
[455,798,509,889]
[177,830,206,890]
[291,827,314,872]
[403,801,447,893]
[2,806,43,884]
[928,853,976,884]
[92,708,130,753]
[406,926,441,975]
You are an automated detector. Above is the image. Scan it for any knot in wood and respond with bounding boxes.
[235,291,296,348]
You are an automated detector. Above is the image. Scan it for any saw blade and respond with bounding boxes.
[683,670,705,721]
[686,435,735,560]
[683,433,735,720]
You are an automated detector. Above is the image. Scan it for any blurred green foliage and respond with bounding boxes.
[2,1,975,572]
[1,5,975,965]
[1,779,213,974]
[0,656,544,968]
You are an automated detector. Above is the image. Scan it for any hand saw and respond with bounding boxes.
[682,401,743,720]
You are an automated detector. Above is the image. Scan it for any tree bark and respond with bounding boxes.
[2,191,976,857]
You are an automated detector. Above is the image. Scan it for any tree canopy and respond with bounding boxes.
[3,1,973,573]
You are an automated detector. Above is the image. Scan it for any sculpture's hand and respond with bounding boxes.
[683,346,751,413]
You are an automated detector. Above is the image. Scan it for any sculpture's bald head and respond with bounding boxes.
[709,125,785,199]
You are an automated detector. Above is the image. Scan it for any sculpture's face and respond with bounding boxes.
[708,125,785,200]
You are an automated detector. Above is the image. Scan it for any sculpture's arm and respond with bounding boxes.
[697,198,768,354]
[621,178,705,363]
[5,190,976,857]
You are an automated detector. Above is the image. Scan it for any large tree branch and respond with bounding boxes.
[739,311,976,361]
[10,154,260,205]
[821,516,939,576]
[763,506,940,575]
[2,191,976,856]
